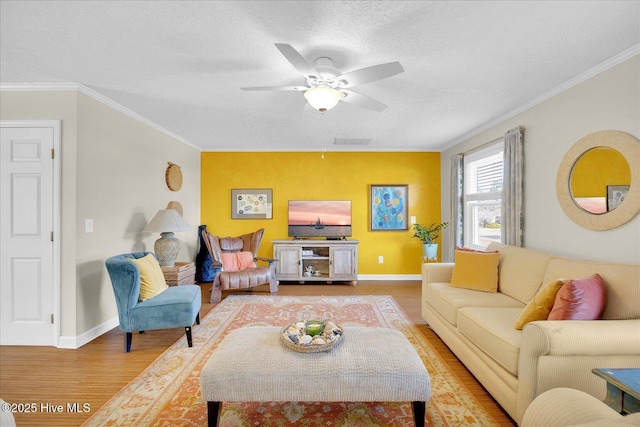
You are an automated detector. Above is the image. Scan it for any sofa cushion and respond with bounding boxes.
[219,266,272,290]
[515,279,566,330]
[424,282,524,326]
[543,258,640,320]
[458,307,524,376]
[487,243,552,304]
[521,388,640,427]
[450,250,500,292]
[548,274,606,320]
[219,237,244,251]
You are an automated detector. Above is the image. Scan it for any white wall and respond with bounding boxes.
[0,89,201,343]
[441,55,640,264]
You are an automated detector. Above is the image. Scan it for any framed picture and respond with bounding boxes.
[370,185,408,231]
[231,189,273,219]
[606,185,629,212]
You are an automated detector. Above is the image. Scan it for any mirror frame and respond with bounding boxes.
[556,130,640,230]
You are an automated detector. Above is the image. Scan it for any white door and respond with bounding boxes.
[1,123,58,345]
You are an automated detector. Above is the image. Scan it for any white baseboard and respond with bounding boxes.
[357,274,421,281]
[58,316,119,349]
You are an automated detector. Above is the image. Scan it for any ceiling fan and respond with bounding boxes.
[241,43,404,113]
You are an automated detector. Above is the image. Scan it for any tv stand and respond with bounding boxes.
[272,239,358,284]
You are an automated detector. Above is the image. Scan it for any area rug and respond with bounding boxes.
[83,295,498,426]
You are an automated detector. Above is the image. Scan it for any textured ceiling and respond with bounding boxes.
[1,1,639,152]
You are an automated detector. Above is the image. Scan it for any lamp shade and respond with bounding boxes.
[143,209,191,233]
[143,209,191,267]
[304,86,345,113]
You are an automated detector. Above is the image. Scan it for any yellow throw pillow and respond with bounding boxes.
[450,250,500,293]
[514,279,566,330]
[128,253,168,301]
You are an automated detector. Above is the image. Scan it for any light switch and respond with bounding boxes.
[85,219,93,233]
[410,216,416,224]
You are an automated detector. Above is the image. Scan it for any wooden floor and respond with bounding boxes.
[0,281,516,426]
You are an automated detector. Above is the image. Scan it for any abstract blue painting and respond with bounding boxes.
[370,185,408,230]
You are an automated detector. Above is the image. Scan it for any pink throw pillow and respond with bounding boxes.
[220,253,240,272]
[547,274,606,320]
[220,252,255,272]
[236,251,255,270]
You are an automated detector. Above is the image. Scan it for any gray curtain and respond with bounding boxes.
[502,126,524,246]
[447,153,464,261]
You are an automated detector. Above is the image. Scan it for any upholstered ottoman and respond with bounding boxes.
[200,326,431,427]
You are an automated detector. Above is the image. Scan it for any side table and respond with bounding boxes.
[161,261,196,286]
[592,368,640,414]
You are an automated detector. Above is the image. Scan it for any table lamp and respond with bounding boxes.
[143,209,191,267]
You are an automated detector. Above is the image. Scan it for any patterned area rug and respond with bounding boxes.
[83,295,498,426]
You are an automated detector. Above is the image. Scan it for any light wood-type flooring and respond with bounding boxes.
[0,281,516,426]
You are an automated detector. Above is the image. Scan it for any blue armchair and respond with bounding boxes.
[105,252,202,352]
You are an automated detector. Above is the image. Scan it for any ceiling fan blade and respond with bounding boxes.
[341,89,387,112]
[241,85,308,91]
[274,43,318,79]
[338,62,404,88]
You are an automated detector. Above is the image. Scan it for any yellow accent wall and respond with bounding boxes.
[201,152,441,274]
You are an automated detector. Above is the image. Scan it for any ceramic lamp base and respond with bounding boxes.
[154,232,180,267]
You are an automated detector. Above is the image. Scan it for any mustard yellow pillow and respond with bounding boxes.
[515,279,566,330]
[128,253,168,301]
[450,250,500,292]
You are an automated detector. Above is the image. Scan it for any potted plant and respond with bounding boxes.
[412,222,449,260]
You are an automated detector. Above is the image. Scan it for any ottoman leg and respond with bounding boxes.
[207,401,221,427]
[412,401,425,427]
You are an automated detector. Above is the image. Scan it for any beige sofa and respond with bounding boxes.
[522,388,640,427]
[421,243,640,424]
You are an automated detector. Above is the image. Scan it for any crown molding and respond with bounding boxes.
[440,44,640,152]
[0,82,201,151]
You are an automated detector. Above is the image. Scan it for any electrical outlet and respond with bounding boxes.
[378,255,384,264]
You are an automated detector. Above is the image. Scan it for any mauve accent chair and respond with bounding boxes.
[105,252,201,352]
[201,228,278,303]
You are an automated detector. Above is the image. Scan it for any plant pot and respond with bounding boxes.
[423,243,438,260]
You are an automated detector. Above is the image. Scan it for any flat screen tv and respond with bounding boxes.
[288,200,352,239]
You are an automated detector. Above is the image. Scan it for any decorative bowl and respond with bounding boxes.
[280,321,344,353]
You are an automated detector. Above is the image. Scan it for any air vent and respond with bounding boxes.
[333,138,371,146]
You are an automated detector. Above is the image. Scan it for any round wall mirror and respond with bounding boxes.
[557,130,640,230]
[570,146,631,214]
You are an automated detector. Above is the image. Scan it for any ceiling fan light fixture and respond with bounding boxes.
[304,86,345,113]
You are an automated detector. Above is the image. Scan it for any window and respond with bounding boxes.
[463,141,504,249]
